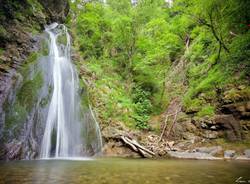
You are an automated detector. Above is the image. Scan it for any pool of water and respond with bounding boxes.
[0,158,249,184]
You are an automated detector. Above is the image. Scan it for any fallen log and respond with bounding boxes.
[121,136,138,152]
[129,138,155,156]
[121,136,155,157]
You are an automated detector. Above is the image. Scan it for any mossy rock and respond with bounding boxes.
[79,78,91,111]
[0,25,9,40]
[4,102,27,130]
[3,51,44,135]
[40,39,49,55]
[197,105,215,118]
[17,71,43,111]
[14,12,25,22]
[0,48,4,55]
[57,34,68,46]
[4,71,43,132]
[183,97,203,113]
[223,86,250,103]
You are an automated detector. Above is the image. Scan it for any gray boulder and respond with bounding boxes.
[224,150,236,159]
[244,149,250,158]
[167,151,222,160]
[203,130,219,139]
[195,146,222,156]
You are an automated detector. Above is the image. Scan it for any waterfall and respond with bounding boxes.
[40,23,102,158]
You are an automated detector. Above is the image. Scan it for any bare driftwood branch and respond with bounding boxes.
[166,109,181,139]
[159,115,169,142]
[185,34,190,50]
[229,31,238,37]
[158,112,178,143]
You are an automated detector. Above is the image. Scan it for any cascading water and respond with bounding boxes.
[40,23,102,159]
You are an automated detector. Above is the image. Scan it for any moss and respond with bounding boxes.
[0,25,8,39]
[17,71,43,111]
[20,53,40,79]
[25,0,45,17]
[40,96,50,108]
[40,85,52,107]
[79,78,91,111]
[183,96,203,113]
[4,70,43,133]
[40,39,49,56]
[202,90,217,101]
[0,47,4,66]
[183,60,232,115]
[24,25,40,36]
[0,48,3,55]
[197,105,215,118]
[195,69,228,94]
[25,52,39,64]
[14,12,25,22]
[187,65,229,99]
[57,34,68,46]
[223,87,250,103]
[4,102,27,130]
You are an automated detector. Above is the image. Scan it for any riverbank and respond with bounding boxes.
[101,122,250,160]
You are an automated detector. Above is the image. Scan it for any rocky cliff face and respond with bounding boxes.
[38,0,69,22]
[0,0,69,160]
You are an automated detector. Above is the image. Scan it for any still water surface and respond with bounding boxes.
[0,158,249,184]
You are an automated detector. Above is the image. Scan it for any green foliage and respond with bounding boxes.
[229,32,250,67]
[71,0,250,130]
[76,2,108,59]
[132,86,152,129]
[71,0,175,130]
[176,0,250,118]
